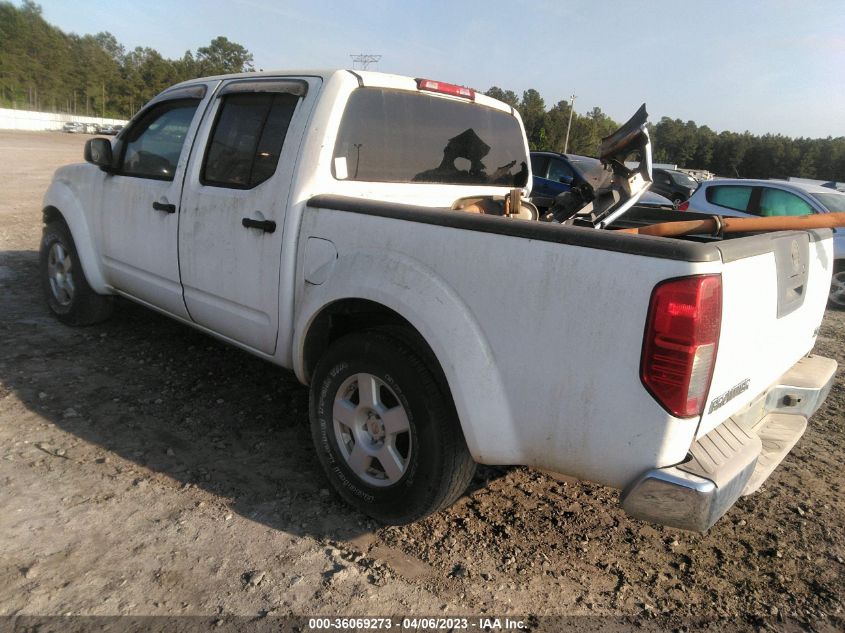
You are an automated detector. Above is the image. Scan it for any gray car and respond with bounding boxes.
[683,179,845,306]
[62,121,85,133]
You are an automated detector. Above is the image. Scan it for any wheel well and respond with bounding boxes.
[42,205,65,227]
[302,299,446,388]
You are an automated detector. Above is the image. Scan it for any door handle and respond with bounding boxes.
[242,217,276,233]
[152,201,176,214]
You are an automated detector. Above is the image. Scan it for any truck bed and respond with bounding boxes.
[300,194,833,489]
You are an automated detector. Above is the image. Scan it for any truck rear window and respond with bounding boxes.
[333,88,528,187]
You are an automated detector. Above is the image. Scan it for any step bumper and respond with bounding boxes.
[620,354,837,532]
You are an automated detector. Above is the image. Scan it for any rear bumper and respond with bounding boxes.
[620,354,837,532]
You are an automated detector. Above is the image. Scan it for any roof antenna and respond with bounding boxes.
[350,54,382,70]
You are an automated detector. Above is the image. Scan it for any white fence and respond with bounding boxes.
[0,107,127,132]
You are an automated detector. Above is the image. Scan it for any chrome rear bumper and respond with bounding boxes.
[620,354,837,532]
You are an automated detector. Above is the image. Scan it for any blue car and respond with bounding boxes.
[530,151,673,211]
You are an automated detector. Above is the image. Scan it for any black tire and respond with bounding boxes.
[309,331,476,524]
[829,262,845,309]
[40,220,113,325]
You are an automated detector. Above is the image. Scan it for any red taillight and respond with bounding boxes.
[677,200,689,211]
[641,275,722,418]
[416,78,475,100]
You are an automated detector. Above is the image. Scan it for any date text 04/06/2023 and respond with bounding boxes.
[307,617,527,630]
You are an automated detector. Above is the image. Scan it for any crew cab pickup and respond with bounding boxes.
[40,69,837,531]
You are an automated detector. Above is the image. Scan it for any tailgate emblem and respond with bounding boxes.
[708,378,750,414]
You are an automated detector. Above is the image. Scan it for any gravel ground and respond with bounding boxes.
[0,130,843,631]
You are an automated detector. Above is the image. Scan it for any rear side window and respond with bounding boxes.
[333,88,529,187]
[121,99,200,180]
[202,92,299,189]
[706,185,752,212]
[759,188,814,217]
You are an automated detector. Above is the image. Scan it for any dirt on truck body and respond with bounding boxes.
[0,130,844,630]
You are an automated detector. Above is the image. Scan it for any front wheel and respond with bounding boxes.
[309,331,475,524]
[40,221,113,325]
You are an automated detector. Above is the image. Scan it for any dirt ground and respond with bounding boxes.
[0,130,843,630]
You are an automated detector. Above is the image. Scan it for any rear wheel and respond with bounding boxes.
[829,263,845,309]
[40,220,113,325]
[309,331,475,524]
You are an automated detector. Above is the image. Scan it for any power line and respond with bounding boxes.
[350,54,382,70]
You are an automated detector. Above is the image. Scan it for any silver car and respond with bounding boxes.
[683,179,845,306]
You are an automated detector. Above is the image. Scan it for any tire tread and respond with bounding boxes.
[40,220,113,326]
[310,330,475,524]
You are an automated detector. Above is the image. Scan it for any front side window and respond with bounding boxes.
[706,185,753,212]
[121,99,200,180]
[333,88,529,187]
[530,154,549,179]
[759,188,814,217]
[547,159,574,183]
[202,92,299,189]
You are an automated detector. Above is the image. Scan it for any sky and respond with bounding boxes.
[32,0,845,139]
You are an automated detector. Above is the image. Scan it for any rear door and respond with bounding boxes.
[178,77,317,354]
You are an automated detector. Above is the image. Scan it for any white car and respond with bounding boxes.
[39,70,837,531]
[681,179,845,306]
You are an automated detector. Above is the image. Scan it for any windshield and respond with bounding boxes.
[333,88,529,187]
[564,154,600,178]
[811,192,845,212]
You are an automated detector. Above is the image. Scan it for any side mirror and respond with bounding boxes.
[558,175,573,185]
[84,138,114,172]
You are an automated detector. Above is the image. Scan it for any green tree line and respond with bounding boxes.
[0,1,253,118]
[2,1,842,181]
[487,86,845,182]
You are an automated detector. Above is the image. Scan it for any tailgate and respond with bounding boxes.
[696,229,833,438]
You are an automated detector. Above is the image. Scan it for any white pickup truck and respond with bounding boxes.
[40,69,837,531]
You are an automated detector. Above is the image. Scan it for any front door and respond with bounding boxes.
[99,86,210,317]
[178,78,313,354]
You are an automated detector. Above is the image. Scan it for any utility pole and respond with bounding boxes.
[102,82,105,120]
[349,54,382,70]
[563,94,577,154]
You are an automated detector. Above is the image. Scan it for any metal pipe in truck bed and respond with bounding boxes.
[616,212,845,237]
